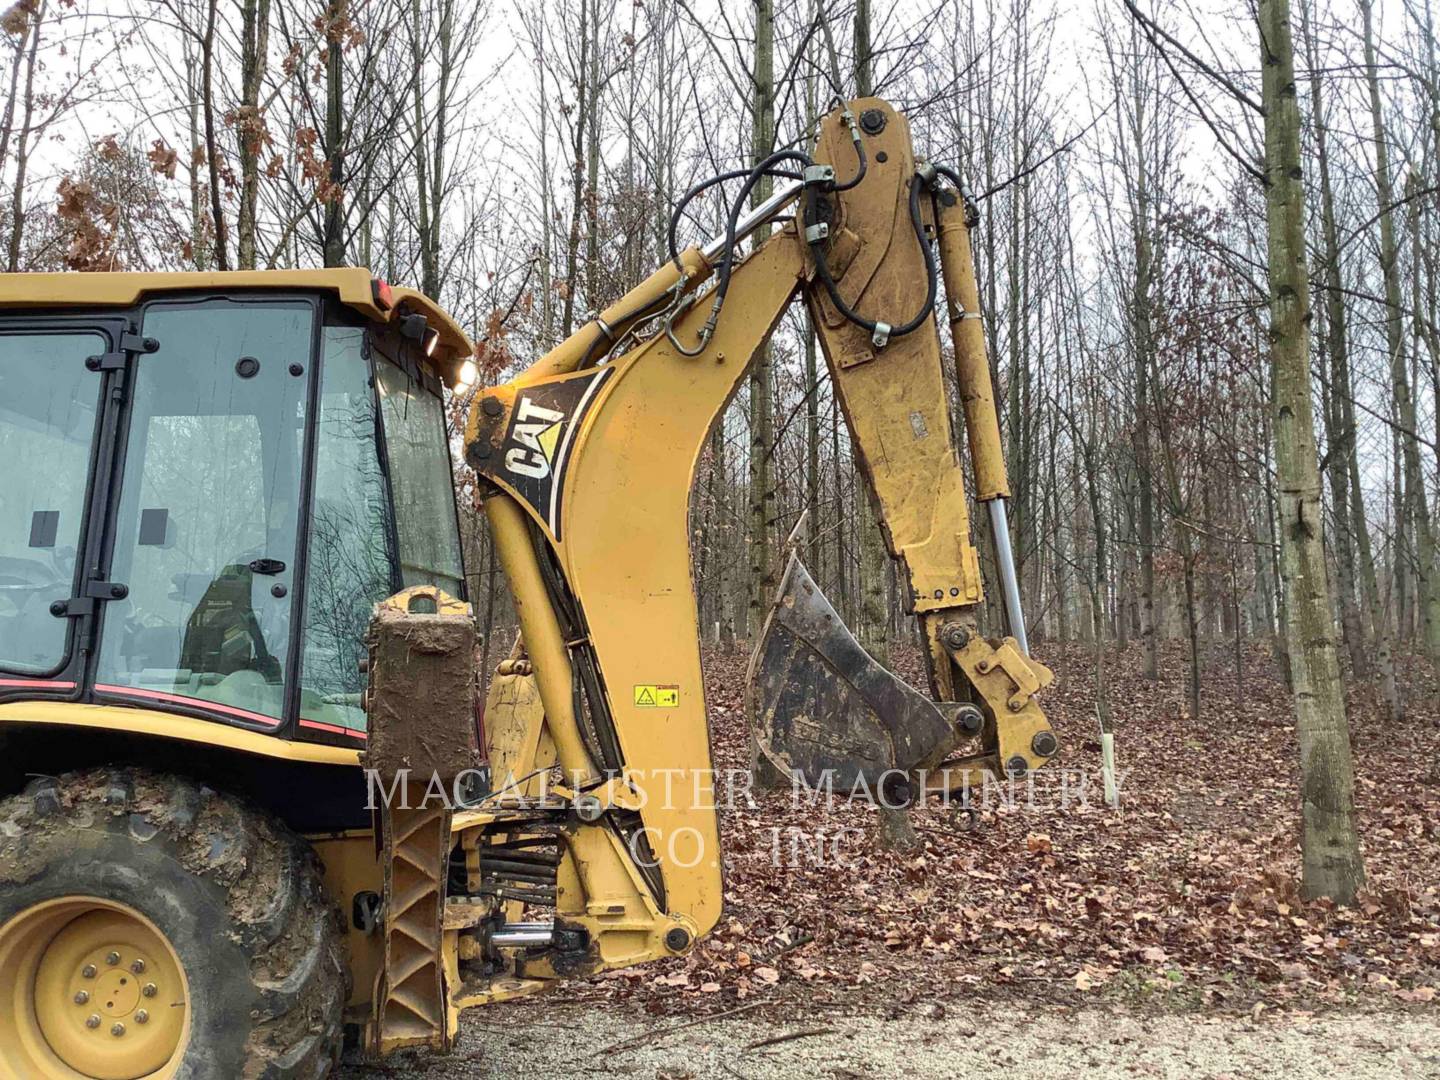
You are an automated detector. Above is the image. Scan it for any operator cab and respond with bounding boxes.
[0,271,474,746]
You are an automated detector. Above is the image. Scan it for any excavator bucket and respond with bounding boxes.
[746,552,960,794]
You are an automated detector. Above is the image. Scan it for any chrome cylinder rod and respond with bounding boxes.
[987,498,1029,656]
[490,922,555,949]
[700,178,805,261]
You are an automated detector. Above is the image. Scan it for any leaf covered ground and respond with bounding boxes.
[576,639,1440,1017]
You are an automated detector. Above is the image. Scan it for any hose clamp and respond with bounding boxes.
[871,321,892,349]
[803,163,835,190]
[916,161,939,190]
[804,222,830,245]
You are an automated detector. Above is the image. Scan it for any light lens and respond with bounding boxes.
[457,360,478,387]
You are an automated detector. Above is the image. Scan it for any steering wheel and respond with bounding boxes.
[0,555,67,614]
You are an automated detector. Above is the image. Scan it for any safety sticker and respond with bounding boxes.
[633,684,679,708]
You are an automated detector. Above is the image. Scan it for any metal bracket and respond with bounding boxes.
[804,221,830,245]
[86,332,158,373]
[802,163,835,189]
[50,579,129,618]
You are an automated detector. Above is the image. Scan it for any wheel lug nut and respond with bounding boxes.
[134,1009,149,1024]
[81,965,97,978]
[142,983,157,998]
[74,990,89,1005]
[85,1014,101,1029]
[130,958,146,974]
[110,1022,125,1037]
[105,952,120,966]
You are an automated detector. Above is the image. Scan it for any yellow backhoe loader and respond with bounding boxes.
[0,98,1054,1078]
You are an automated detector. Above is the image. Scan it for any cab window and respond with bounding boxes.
[94,298,312,724]
[0,331,104,677]
[373,339,465,599]
[296,326,396,736]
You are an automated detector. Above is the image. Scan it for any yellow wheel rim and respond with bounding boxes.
[0,898,191,1080]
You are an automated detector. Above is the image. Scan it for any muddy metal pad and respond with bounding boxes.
[746,554,958,792]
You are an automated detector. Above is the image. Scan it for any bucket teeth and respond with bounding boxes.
[745,553,959,792]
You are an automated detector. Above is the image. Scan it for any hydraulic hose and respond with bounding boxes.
[663,107,954,353]
[804,170,939,342]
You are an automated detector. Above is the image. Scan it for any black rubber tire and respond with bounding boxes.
[0,768,349,1079]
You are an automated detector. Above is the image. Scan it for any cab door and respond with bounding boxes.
[92,296,315,731]
[0,321,128,695]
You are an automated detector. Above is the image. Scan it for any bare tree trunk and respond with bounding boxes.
[182,19,208,270]
[1260,0,1365,905]
[745,0,776,640]
[412,0,433,289]
[1299,0,1371,683]
[321,0,346,267]
[853,0,871,96]
[0,1,34,196]
[858,480,888,656]
[1361,0,1440,666]
[710,425,732,643]
[560,0,589,336]
[428,0,453,293]
[200,0,229,270]
[584,0,602,311]
[236,0,270,269]
[5,0,42,272]
[832,392,848,619]
[1134,197,1158,680]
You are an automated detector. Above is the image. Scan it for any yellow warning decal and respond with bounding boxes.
[633,684,679,708]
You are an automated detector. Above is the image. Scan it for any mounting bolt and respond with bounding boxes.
[481,396,503,417]
[573,795,604,823]
[81,965,97,979]
[135,1010,149,1025]
[142,983,157,998]
[130,958,146,975]
[105,952,120,966]
[1005,755,1029,778]
[859,107,887,135]
[664,927,691,953]
[74,991,90,1005]
[85,1015,101,1029]
[111,1022,125,1037]
[942,624,969,651]
[954,704,983,735]
[1031,731,1058,757]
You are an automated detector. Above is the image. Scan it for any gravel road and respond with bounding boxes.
[340,997,1440,1079]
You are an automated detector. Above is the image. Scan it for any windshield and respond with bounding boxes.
[374,340,465,599]
[0,330,103,677]
[94,298,312,726]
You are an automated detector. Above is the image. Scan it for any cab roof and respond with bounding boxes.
[0,268,475,387]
